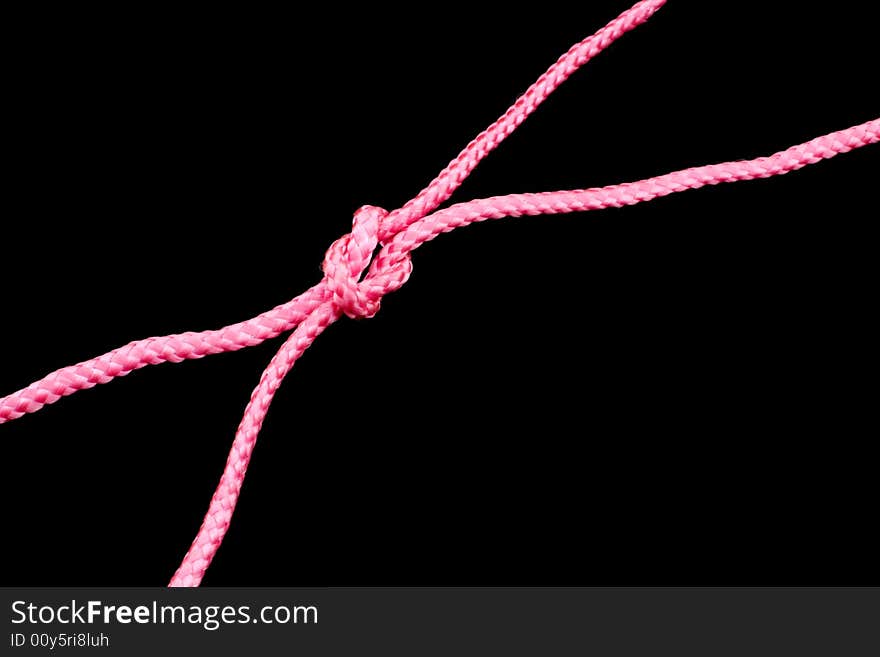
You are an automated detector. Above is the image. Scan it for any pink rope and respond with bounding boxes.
[1,0,876,586]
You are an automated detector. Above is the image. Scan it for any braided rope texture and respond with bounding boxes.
[0,0,876,586]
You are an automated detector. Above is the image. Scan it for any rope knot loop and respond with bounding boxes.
[322,206,413,319]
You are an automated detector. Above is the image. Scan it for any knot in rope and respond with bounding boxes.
[321,205,414,319]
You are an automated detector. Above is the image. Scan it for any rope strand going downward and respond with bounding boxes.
[0,0,876,586]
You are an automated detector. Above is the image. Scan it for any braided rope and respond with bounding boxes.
[0,0,876,586]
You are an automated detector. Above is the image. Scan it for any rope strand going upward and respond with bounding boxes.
[0,0,876,586]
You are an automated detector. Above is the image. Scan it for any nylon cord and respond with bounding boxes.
[0,0,876,586]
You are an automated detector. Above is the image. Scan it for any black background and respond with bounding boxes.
[2,1,877,585]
